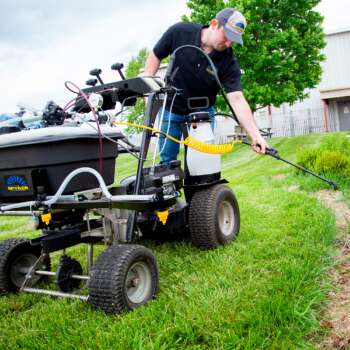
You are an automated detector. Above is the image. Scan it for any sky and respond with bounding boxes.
[0,0,349,113]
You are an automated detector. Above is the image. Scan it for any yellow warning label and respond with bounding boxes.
[157,210,169,225]
[41,213,52,225]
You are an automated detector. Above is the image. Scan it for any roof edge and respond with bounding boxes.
[326,27,350,36]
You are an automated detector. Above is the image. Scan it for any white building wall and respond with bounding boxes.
[254,28,350,135]
[320,29,350,92]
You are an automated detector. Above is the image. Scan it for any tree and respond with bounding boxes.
[182,0,326,111]
[122,48,149,133]
[125,48,149,79]
[122,48,170,134]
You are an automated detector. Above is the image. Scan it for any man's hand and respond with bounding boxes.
[251,134,269,154]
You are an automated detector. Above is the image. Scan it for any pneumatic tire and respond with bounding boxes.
[0,238,50,294]
[189,184,240,250]
[88,244,159,314]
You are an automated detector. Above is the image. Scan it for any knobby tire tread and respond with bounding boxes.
[88,244,158,314]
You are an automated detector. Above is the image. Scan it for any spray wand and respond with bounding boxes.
[241,140,338,190]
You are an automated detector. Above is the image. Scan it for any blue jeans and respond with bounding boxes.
[158,107,215,163]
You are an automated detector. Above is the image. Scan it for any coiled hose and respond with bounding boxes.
[113,121,242,154]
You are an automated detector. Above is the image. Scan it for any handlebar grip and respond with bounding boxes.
[265,147,279,157]
[242,140,278,156]
[89,68,102,76]
[111,63,124,70]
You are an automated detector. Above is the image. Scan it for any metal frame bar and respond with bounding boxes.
[35,270,90,281]
[1,195,177,214]
[125,92,158,241]
[23,287,88,301]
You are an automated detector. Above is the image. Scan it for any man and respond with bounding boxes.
[143,8,269,163]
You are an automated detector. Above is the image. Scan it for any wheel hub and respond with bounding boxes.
[218,200,235,237]
[129,277,140,288]
[56,255,83,292]
[10,253,41,288]
[125,262,152,304]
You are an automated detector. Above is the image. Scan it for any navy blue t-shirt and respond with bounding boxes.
[153,22,242,115]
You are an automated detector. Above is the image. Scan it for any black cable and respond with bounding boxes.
[166,44,240,126]
[116,141,141,159]
[120,95,141,111]
[85,121,142,161]
[65,81,104,174]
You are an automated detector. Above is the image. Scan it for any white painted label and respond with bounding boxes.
[162,175,176,183]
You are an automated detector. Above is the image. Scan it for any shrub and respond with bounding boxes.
[296,148,318,169]
[319,134,350,156]
[296,134,350,181]
[314,150,350,177]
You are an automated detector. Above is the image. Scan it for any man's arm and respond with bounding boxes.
[227,91,268,154]
[143,51,162,76]
[142,51,162,105]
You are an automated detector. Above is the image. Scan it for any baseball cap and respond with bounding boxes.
[215,8,246,45]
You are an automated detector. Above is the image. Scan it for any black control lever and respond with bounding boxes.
[86,78,98,87]
[160,86,182,95]
[89,68,104,85]
[111,63,125,80]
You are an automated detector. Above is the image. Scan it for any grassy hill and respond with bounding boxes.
[0,132,348,349]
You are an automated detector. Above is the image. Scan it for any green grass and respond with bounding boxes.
[0,133,342,349]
